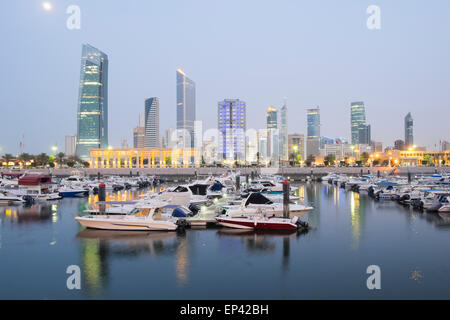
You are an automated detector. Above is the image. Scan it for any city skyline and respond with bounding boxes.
[1,1,450,155]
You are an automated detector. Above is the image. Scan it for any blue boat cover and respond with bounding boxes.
[172,208,188,217]
[210,181,224,191]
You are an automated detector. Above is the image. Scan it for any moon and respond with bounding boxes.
[42,2,53,11]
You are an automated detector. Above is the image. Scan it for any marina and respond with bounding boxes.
[1,170,450,299]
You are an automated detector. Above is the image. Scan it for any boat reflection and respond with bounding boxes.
[0,203,54,224]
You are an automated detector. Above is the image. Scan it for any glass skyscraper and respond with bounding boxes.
[144,97,160,148]
[266,106,278,161]
[280,102,288,161]
[350,102,366,145]
[76,44,108,160]
[218,99,246,162]
[176,68,196,149]
[306,107,320,157]
[405,112,413,148]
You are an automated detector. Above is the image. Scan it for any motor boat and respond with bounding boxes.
[6,174,62,201]
[0,191,33,205]
[438,197,450,213]
[216,213,308,230]
[74,202,184,231]
[221,193,314,218]
[58,186,89,198]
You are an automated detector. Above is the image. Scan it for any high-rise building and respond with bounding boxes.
[65,135,77,157]
[76,44,108,160]
[176,68,196,149]
[133,127,145,148]
[405,112,413,148]
[358,124,371,145]
[218,99,246,162]
[306,107,320,157]
[442,141,450,151]
[266,106,278,161]
[280,102,288,161]
[288,133,305,162]
[351,102,366,145]
[144,97,160,148]
[394,139,405,151]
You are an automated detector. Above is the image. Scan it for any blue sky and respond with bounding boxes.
[0,0,449,155]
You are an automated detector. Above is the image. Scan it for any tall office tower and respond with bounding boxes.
[76,44,108,160]
[351,101,366,145]
[133,127,145,148]
[257,129,268,163]
[288,133,305,161]
[218,99,246,162]
[176,68,196,149]
[405,112,414,148]
[280,102,288,161]
[442,141,450,151]
[144,97,160,148]
[266,106,278,161]
[306,107,320,157]
[65,135,77,157]
[358,124,371,145]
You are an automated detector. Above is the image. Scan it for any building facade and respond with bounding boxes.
[350,101,366,145]
[405,112,413,148]
[144,97,160,148]
[280,103,288,161]
[133,127,145,148]
[288,133,305,163]
[306,107,320,157]
[65,135,77,157]
[266,106,278,162]
[218,99,246,162]
[176,68,196,149]
[76,44,108,160]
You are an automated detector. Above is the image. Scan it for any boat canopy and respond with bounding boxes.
[18,175,55,186]
[188,184,209,196]
[210,181,224,192]
[244,193,273,206]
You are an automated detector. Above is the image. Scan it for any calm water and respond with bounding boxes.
[1,183,449,300]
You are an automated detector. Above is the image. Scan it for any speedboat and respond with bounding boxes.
[216,214,307,230]
[74,202,183,231]
[58,186,89,198]
[0,191,33,205]
[222,193,314,218]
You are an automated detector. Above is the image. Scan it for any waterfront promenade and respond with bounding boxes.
[4,166,449,181]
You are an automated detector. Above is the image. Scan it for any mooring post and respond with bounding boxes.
[97,171,100,181]
[360,169,363,176]
[408,171,411,183]
[246,173,249,187]
[129,170,132,177]
[283,180,290,218]
[98,182,106,215]
[236,174,240,191]
[377,170,380,178]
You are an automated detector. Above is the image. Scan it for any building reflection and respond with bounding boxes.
[0,203,53,224]
[350,192,361,249]
[76,229,187,295]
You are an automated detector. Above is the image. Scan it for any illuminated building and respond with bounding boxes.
[76,44,108,160]
[306,107,320,157]
[266,106,278,161]
[218,99,246,162]
[405,112,414,148]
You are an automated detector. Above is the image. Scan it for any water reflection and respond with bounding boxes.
[350,192,361,250]
[0,203,54,224]
[76,229,187,295]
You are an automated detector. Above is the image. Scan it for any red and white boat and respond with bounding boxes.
[216,214,307,230]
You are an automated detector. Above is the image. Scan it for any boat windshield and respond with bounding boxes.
[135,208,151,216]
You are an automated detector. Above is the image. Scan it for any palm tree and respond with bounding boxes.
[56,152,65,167]
[18,153,32,167]
[36,153,49,167]
[2,154,14,168]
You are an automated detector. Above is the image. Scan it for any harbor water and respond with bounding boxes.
[0,182,449,299]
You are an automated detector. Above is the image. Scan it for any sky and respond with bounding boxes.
[0,0,449,155]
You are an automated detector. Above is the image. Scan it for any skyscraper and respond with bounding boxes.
[306,107,320,157]
[351,102,366,145]
[288,133,305,162]
[176,68,196,149]
[144,97,160,148]
[218,99,246,162]
[266,106,278,161]
[76,44,108,160]
[405,112,413,148]
[65,135,77,157]
[280,102,288,161]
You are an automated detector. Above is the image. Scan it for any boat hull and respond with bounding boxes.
[75,216,178,231]
[216,217,298,230]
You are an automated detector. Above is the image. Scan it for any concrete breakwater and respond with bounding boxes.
[7,166,449,181]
